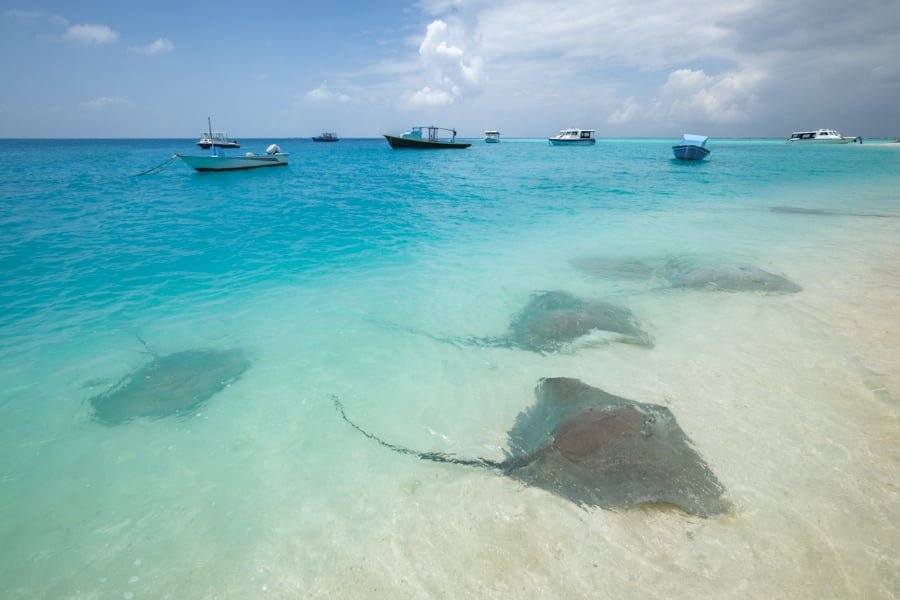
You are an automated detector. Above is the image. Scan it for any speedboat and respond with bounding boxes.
[672,134,710,161]
[787,129,859,143]
[484,130,500,143]
[312,132,339,142]
[549,128,596,145]
[196,117,240,149]
[384,126,471,149]
[177,144,288,172]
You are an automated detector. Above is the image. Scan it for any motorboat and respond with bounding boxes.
[672,134,711,161]
[787,129,859,143]
[196,117,240,149]
[313,132,339,142]
[549,128,596,145]
[177,144,288,172]
[384,126,471,149]
[484,130,500,143]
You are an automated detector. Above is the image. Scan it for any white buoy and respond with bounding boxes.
[266,144,281,155]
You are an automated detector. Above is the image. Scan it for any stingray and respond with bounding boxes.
[335,377,729,517]
[88,348,251,425]
[661,257,801,294]
[770,206,893,218]
[569,256,657,280]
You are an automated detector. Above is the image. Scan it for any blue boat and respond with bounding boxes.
[672,134,710,161]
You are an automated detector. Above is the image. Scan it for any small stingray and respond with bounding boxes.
[503,291,653,351]
[661,258,801,294]
[89,348,251,425]
[335,377,728,517]
[770,206,892,218]
[382,291,652,352]
[570,256,657,280]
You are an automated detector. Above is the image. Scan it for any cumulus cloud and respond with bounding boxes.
[81,96,127,110]
[645,68,765,125]
[63,24,118,45]
[133,37,174,55]
[305,84,351,103]
[407,19,484,108]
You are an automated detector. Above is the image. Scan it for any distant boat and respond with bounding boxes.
[196,117,240,149]
[384,126,471,149]
[549,128,596,146]
[672,134,711,161]
[177,144,288,172]
[484,130,500,143]
[787,129,859,143]
[313,132,339,142]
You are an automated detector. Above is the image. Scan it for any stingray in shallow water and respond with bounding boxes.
[770,206,893,218]
[89,348,251,425]
[661,257,801,294]
[335,377,729,517]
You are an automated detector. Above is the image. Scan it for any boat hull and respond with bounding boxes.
[549,138,596,146]
[484,137,500,143]
[177,153,289,172]
[672,145,710,161]
[384,135,471,149]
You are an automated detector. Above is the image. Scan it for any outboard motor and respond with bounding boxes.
[266,144,281,155]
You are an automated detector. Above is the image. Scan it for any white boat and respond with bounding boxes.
[484,130,500,143]
[197,117,240,149]
[549,128,596,146]
[787,129,859,143]
[177,144,288,172]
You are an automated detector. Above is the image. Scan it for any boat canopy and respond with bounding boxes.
[681,134,709,147]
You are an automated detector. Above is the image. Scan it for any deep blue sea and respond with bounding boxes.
[1,137,898,598]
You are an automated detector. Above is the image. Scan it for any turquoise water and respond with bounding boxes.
[1,138,899,598]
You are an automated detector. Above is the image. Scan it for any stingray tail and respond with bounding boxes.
[333,396,501,469]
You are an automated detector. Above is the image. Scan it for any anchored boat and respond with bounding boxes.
[549,128,596,146]
[672,134,711,161]
[384,126,470,149]
[196,117,240,149]
[177,144,288,172]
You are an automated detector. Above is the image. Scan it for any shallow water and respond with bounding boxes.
[1,138,898,598]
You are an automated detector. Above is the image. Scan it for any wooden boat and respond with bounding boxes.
[384,126,470,149]
[196,117,240,149]
[672,134,711,161]
[177,144,288,172]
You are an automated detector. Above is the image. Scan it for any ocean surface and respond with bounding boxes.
[1,137,898,598]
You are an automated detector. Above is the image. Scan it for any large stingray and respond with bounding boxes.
[661,257,802,294]
[89,348,251,425]
[335,377,729,517]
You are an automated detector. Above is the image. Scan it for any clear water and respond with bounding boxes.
[1,138,898,598]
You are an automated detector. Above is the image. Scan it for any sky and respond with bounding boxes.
[1,0,898,138]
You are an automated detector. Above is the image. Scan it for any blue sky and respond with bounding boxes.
[2,0,898,138]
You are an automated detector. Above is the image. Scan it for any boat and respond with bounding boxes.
[484,130,500,143]
[787,129,859,143]
[549,128,596,145]
[313,132,339,142]
[177,144,288,172]
[383,126,470,149]
[672,134,711,161]
[196,117,240,149]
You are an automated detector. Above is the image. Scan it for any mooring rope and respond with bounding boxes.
[332,395,502,469]
[134,153,179,176]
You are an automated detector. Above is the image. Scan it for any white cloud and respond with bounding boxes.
[81,96,127,110]
[647,68,765,125]
[133,37,174,55]
[407,19,484,108]
[63,24,118,45]
[608,97,642,125]
[305,84,351,103]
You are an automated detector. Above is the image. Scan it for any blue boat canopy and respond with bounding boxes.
[681,134,709,147]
